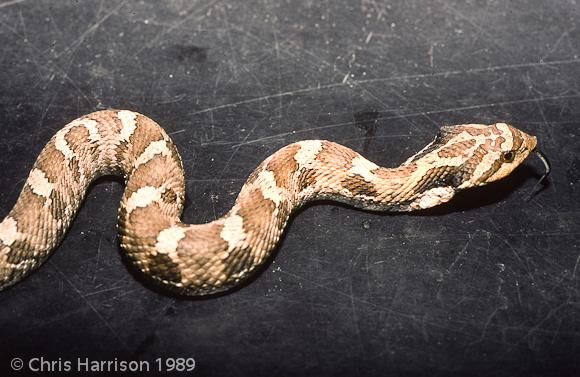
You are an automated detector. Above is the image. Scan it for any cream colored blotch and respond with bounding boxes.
[125,186,162,213]
[0,217,19,247]
[118,110,138,142]
[220,214,246,252]
[82,119,101,142]
[257,170,285,206]
[27,169,54,200]
[417,187,454,209]
[134,140,172,168]
[349,156,379,181]
[155,226,187,255]
[294,140,323,167]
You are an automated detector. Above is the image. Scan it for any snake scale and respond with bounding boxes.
[0,110,542,295]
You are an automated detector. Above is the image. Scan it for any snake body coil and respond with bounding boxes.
[0,110,538,295]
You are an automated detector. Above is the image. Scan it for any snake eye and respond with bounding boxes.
[501,151,515,162]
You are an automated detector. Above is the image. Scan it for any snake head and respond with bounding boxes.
[473,123,538,185]
[409,123,539,191]
[430,123,537,189]
[400,122,542,211]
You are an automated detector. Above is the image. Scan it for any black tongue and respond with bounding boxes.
[524,149,551,201]
[534,149,551,178]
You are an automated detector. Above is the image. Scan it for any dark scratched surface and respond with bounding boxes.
[0,1,579,376]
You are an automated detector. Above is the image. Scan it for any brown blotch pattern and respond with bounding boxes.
[87,113,121,141]
[492,136,506,150]
[47,189,70,224]
[63,125,100,177]
[180,224,229,270]
[161,188,178,204]
[127,117,166,164]
[5,239,37,265]
[222,245,254,282]
[511,131,524,152]
[341,173,380,197]
[115,140,130,170]
[461,145,489,178]
[147,252,183,285]
[236,187,277,241]
[11,186,49,222]
[35,142,83,201]
[175,224,235,291]
[86,111,121,129]
[10,186,60,251]
[464,127,492,137]
[245,160,267,187]
[437,139,476,158]
[166,140,183,171]
[266,143,300,188]
[375,164,416,182]
[316,141,360,168]
[120,202,173,251]
[64,125,93,155]
[297,167,319,193]
[412,165,460,193]
[126,156,175,196]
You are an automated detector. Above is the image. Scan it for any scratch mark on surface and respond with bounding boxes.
[278,269,413,319]
[224,93,580,148]
[470,307,499,345]
[365,31,373,44]
[516,302,569,345]
[91,234,103,284]
[540,29,573,61]
[56,0,128,58]
[398,93,580,119]
[489,227,539,289]
[0,0,27,9]
[215,121,261,181]
[82,284,128,298]
[82,284,126,297]
[448,235,471,272]
[428,43,434,69]
[348,279,364,353]
[514,278,522,306]
[359,58,580,85]
[136,0,222,55]
[572,252,580,280]
[439,1,505,50]
[191,85,343,115]
[0,17,95,105]
[48,260,129,352]
[220,6,239,79]
[191,58,580,115]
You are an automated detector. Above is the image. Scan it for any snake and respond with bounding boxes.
[0,109,548,296]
